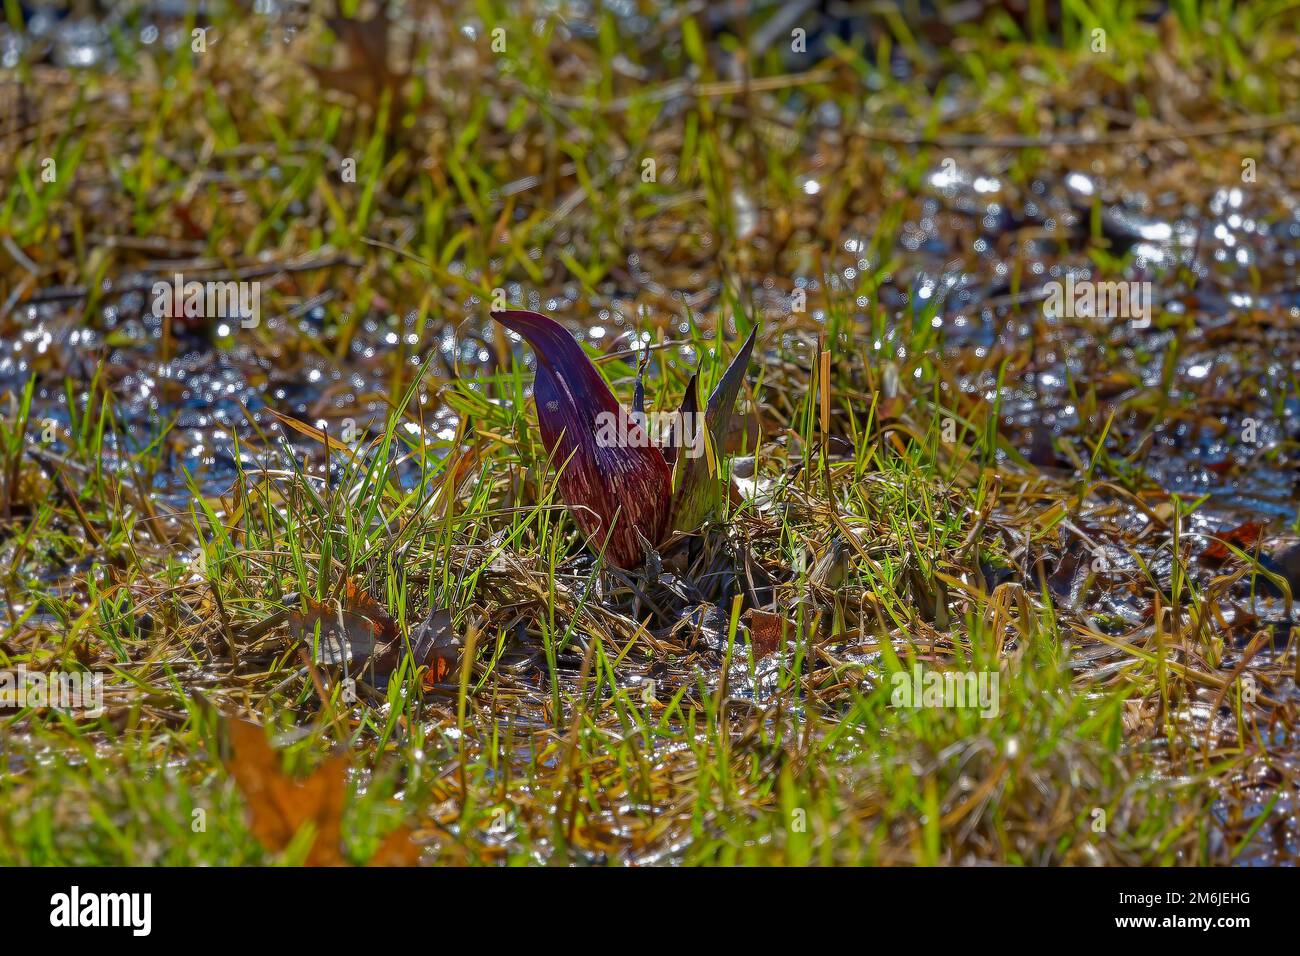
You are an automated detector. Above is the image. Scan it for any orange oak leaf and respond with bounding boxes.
[366,825,423,867]
[224,717,420,866]
[225,717,349,866]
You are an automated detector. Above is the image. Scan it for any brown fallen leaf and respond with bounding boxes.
[366,825,423,867]
[224,717,421,866]
[253,579,460,693]
[225,717,349,866]
[289,579,398,669]
[307,11,409,108]
[742,609,789,659]
[1200,522,1264,564]
[371,605,462,690]
[410,607,461,688]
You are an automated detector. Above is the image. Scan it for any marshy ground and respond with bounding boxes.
[1,0,1299,865]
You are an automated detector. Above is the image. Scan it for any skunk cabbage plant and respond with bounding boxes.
[492,310,756,569]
